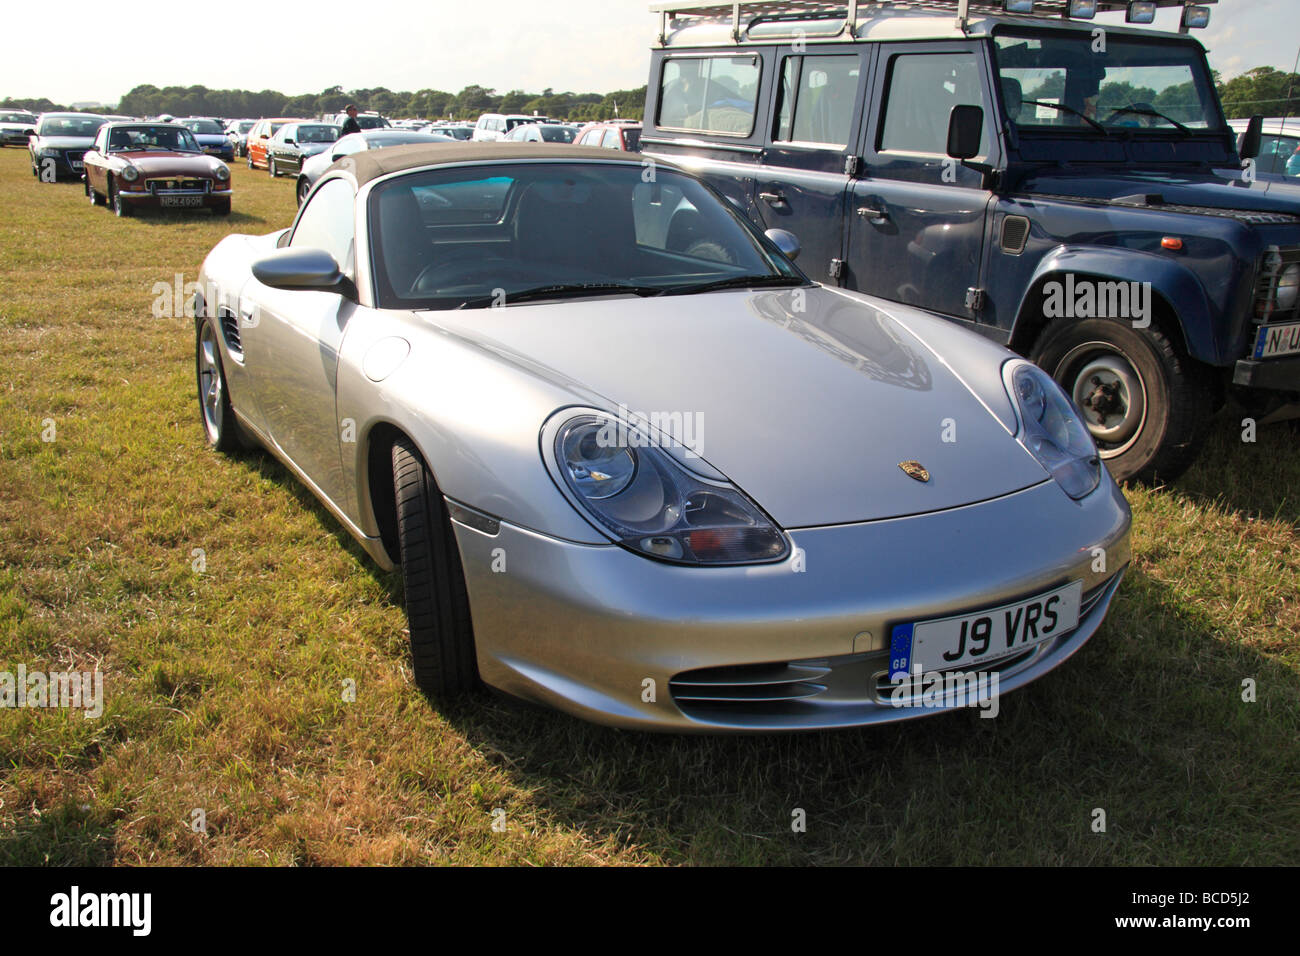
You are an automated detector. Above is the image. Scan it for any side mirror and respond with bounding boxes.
[765,227,801,261]
[947,104,984,160]
[1238,114,1262,160]
[252,247,345,291]
[285,138,295,145]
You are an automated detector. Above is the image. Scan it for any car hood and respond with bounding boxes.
[35,135,96,149]
[117,152,227,176]
[1021,168,1300,216]
[423,286,1050,527]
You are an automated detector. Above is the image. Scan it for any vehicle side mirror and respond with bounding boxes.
[947,104,998,189]
[285,138,295,145]
[947,104,984,160]
[765,227,801,261]
[252,247,345,292]
[1238,114,1262,160]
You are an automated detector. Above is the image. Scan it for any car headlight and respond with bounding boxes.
[546,412,789,565]
[1276,263,1300,312]
[120,164,139,181]
[1004,361,1101,500]
[214,164,230,181]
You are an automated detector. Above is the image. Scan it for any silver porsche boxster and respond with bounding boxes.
[194,143,1131,732]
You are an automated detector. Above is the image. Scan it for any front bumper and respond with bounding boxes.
[1233,354,1300,391]
[118,186,232,208]
[451,477,1132,732]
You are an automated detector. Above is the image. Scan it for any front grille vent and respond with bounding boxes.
[669,661,830,708]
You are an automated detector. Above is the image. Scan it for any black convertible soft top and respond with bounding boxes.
[336,142,665,186]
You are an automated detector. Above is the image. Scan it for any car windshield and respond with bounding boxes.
[622,128,641,151]
[37,116,105,137]
[181,119,224,134]
[370,163,803,310]
[108,126,201,152]
[0,112,34,124]
[356,115,388,129]
[296,124,340,144]
[992,29,1222,132]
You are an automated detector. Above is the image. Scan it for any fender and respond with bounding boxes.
[1015,244,1224,366]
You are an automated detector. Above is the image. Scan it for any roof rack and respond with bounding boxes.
[649,1,1218,43]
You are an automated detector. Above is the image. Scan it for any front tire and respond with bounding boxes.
[195,316,241,453]
[296,177,310,207]
[1031,316,1213,484]
[391,437,479,697]
[109,179,132,217]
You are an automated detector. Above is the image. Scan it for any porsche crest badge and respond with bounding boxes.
[899,460,930,483]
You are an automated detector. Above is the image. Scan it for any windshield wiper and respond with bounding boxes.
[1106,104,1190,133]
[454,282,664,309]
[1021,98,1109,135]
[664,274,806,296]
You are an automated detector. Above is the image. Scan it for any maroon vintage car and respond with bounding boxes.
[83,122,232,217]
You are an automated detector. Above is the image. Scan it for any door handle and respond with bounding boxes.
[856,205,889,224]
[759,191,787,206]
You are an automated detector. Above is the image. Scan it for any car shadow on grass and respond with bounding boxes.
[0,805,117,866]
[427,563,1298,865]
[1163,406,1300,527]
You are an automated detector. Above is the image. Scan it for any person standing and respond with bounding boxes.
[340,105,362,136]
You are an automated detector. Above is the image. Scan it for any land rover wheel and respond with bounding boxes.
[1031,316,1212,484]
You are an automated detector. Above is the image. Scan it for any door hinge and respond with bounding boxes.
[829,258,845,279]
[844,155,860,177]
[965,287,986,311]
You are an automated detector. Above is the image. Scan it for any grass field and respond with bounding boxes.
[0,145,1297,866]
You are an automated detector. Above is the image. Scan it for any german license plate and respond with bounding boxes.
[1254,321,1300,359]
[160,195,203,207]
[889,581,1082,680]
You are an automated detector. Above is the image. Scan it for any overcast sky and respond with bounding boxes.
[3,0,1297,107]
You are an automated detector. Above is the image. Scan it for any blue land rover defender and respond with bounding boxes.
[642,0,1300,482]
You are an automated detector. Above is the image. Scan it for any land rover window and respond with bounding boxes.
[774,55,859,147]
[658,56,760,136]
[992,31,1220,131]
[879,53,991,157]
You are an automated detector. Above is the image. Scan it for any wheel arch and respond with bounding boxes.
[1008,247,1220,366]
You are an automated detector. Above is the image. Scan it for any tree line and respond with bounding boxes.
[3,67,1296,122]
[1,84,649,122]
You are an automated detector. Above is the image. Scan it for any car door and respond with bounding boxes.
[848,42,999,322]
[239,178,360,510]
[753,47,871,284]
[85,127,108,191]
